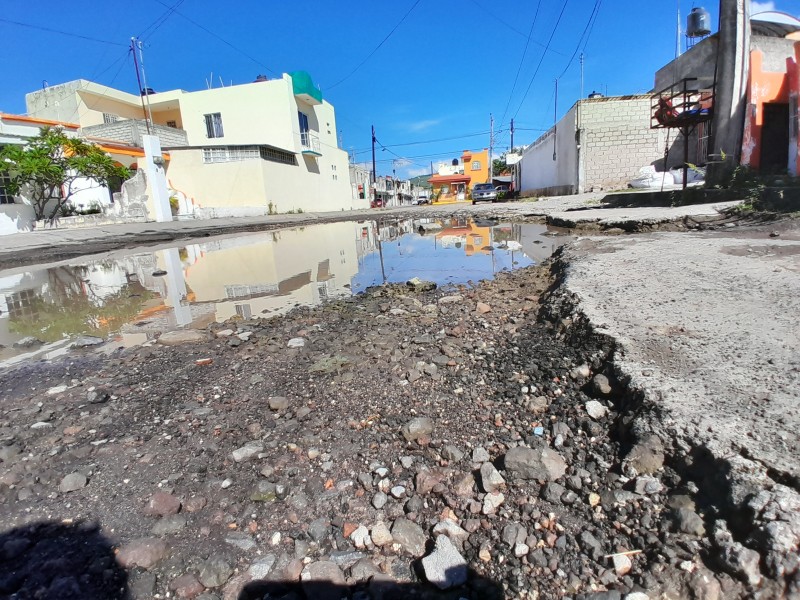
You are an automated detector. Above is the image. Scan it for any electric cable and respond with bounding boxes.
[152,0,278,74]
[556,0,602,80]
[0,18,127,46]
[511,0,570,121]
[326,0,422,91]
[498,0,542,131]
[138,0,187,41]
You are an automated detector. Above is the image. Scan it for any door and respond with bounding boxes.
[760,103,789,172]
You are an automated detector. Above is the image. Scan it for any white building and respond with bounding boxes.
[26,71,368,218]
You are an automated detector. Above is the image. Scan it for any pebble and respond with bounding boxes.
[400,416,434,442]
[504,446,567,481]
[372,491,388,509]
[479,462,506,493]
[145,492,182,516]
[390,518,426,557]
[482,491,505,514]
[349,525,371,549]
[421,535,468,589]
[585,400,608,420]
[268,396,289,411]
[287,337,305,348]
[117,538,169,569]
[198,554,234,588]
[157,330,207,345]
[472,446,491,463]
[370,521,393,546]
[232,442,264,463]
[58,472,88,493]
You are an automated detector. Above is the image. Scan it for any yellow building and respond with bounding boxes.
[428,148,489,203]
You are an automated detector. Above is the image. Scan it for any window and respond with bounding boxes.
[298,111,310,146]
[166,120,177,128]
[235,304,252,319]
[204,113,224,138]
[103,113,118,124]
[471,161,481,170]
[259,146,297,165]
[202,146,260,163]
[0,173,14,204]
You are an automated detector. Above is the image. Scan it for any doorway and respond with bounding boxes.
[760,103,789,173]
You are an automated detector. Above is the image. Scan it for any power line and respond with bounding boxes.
[466,0,568,57]
[351,130,492,155]
[138,0,187,41]
[511,0,570,121]
[556,0,602,80]
[152,0,278,74]
[326,0,422,91]
[499,0,542,131]
[0,18,127,46]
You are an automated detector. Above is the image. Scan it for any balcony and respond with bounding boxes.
[300,132,322,157]
[291,71,323,106]
[81,119,188,148]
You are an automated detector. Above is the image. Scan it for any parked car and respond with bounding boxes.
[412,196,430,205]
[471,183,497,204]
[371,199,384,208]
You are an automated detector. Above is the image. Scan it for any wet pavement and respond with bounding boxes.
[0,217,572,365]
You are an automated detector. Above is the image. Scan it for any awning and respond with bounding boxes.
[428,174,471,184]
[96,143,170,161]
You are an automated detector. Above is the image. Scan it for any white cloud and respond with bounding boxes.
[407,167,432,177]
[408,119,441,132]
[751,1,776,14]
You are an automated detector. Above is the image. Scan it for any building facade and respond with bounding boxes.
[517,96,669,196]
[26,72,368,218]
[428,149,489,202]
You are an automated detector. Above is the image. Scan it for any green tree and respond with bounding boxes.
[0,127,130,221]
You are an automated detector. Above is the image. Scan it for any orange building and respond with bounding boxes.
[428,149,489,203]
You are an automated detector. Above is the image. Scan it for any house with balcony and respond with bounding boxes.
[26,71,364,217]
[428,149,489,203]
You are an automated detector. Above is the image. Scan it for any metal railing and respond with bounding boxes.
[300,131,321,154]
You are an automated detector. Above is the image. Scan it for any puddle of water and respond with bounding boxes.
[0,218,572,364]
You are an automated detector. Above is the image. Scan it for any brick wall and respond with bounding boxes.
[580,96,669,190]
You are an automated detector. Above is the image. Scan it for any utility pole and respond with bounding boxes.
[580,53,585,101]
[510,118,515,194]
[371,125,377,204]
[132,37,154,134]
[510,118,515,153]
[488,113,494,183]
[130,38,151,135]
[553,79,558,161]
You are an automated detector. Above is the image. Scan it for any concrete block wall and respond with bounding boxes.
[580,96,669,190]
[82,120,188,148]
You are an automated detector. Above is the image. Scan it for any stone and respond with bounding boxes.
[0,444,22,463]
[472,447,490,463]
[453,472,475,497]
[625,594,651,600]
[406,277,436,292]
[438,295,463,304]
[308,518,330,542]
[169,574,204,599]
[231,442,263,463]
[72,335,104,348]
[571,363,591,379]
[482,491,505,514]
[433,520,469,546]
[184,496,207,512]
[593,374,613,396]
[624,435,665,475]
[480,462,506,493]
[158,330,207,345]
[578,530,604,561]
[268,396,289,411]
[151,515,187,536]
[504,446,567,481]
[225,535,256,551]
[287,337,305,348]
[14,336,42,349]
[541,482,566,503]
[476,302,492,314]
[613,554,632,576]
[400,417,434,442]
[146,492,182,516]
[58,472,87,493]
[674,508,706,536]
[350,558,381,582]
[633,476,664,495]
[421,535,467,590]
[502,523,527,548]
[117,538,169,569]
[350,525,371,549]
[585,400,608,420]
[514,543,530,558]
[301,561,345,600]
[442,445,464,462]
[130,571,157,599]
[721,542,762,585]
[199,554,234,588]
[391,517,426,557]
[390,486,406,499]
[248,555,277,580]
[370,521,393,546]
[372,491,388,509]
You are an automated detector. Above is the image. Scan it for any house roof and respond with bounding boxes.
[429,174,471,184]
[752,11,800,37]
[1,113,80,129]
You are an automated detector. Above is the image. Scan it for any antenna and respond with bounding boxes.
[219,75,224,88]
[676,0,682,58]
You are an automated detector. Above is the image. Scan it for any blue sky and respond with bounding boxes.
[2,0,799,178]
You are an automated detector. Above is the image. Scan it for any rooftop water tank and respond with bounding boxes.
[687,7,712,38]
[588,91,604,99]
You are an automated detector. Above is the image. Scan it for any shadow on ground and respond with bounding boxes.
[0,520,129,599]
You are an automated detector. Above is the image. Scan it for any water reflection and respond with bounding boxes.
[0,219,572,362]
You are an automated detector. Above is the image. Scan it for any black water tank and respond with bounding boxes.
[687,7,711,38]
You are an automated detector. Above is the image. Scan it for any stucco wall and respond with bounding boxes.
[654,36,719,92]
[0,204,35,236]
[519,106,578,195]
[82,120,188,148]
